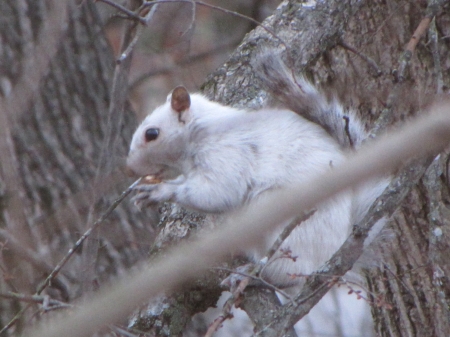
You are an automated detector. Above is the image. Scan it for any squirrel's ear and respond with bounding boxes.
[171,86,191,113]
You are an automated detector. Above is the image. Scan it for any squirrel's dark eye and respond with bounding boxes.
[145,128,159,142]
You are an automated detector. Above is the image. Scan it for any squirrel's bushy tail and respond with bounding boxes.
[253,52,367,149]
[253,51,389,245]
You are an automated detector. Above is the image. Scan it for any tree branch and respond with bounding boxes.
[25,102,450,337]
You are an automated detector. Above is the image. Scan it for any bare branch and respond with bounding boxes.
[0,292,73,309]
[339,40,382,77]
[0,178,141,335]
[207,212,315,335]
[96,0,147,24]
[429,17,444,94]
[180,0,196,38]
[395,0,446,82]
[265,211,316,264]
[36,178,141,295]
[129,39,240,90]
[25,103,450,337]
[78,0,146,293]
[0,228,73,281]
[396,16,432,82]
[0,0,70,271]
[117,4,159,63]
[0,306,31,335]
[272,155,436,335]
[142,0,288,48]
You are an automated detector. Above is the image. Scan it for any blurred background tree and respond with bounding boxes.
[0,1,449,336]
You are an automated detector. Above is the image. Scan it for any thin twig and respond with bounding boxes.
[0,305,31,335]
[142,0,287,48]
[100,0,287,64]
[346,279,392,309]
[0,292,73,309]
[117,4,158,63]
[207,211,315,336]
[80,0,144,293]
[0,228,67,278]
[129,39,240,90]
[396,16,432,82]
[36,178,141,295]
[23,102,450,337]
[396,0,446,82]
[215,267,292,300]
[180,0,196,38]
[429,17,444,94]
[265,211,316,264]
[405,16,431,54]
[277,155,437,333]
[205,277,251,337]
[372,0,446,139]
[0,180,140,334]
[96,0,147,24]
[116,23,140,64]
[339,40,382,77]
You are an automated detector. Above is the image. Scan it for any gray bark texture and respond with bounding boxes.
[134,1,450,337]
[0,0,450,337]
[0,0,153,334]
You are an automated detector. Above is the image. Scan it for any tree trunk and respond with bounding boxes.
[368,156,450,337]
[138,0,450,336]
[1,0,450,336]
[0,1,152,333]
[204,1,450,336]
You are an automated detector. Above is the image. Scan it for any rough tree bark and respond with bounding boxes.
[1,0,450,337]
[131,1,450,337]
[0,1,152,334]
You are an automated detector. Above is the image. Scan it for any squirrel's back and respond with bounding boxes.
[184,102,347,204]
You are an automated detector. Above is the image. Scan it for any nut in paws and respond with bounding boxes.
[131,184,162,209]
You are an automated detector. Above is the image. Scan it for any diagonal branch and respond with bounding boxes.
[37,178,141,295]
[25,102,450,337]
[271,156,435,336]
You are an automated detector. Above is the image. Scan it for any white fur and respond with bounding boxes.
[127,90,357,286]
[127,82,387,335]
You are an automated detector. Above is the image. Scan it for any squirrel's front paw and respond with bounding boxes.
[131,183,175,209]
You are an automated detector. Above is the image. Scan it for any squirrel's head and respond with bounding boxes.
[126,86,192,178]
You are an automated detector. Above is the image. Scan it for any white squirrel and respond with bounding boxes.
[126,55,385,290]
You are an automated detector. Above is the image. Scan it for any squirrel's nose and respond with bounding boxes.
[125,165,138,177]
[119,156,138,177]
